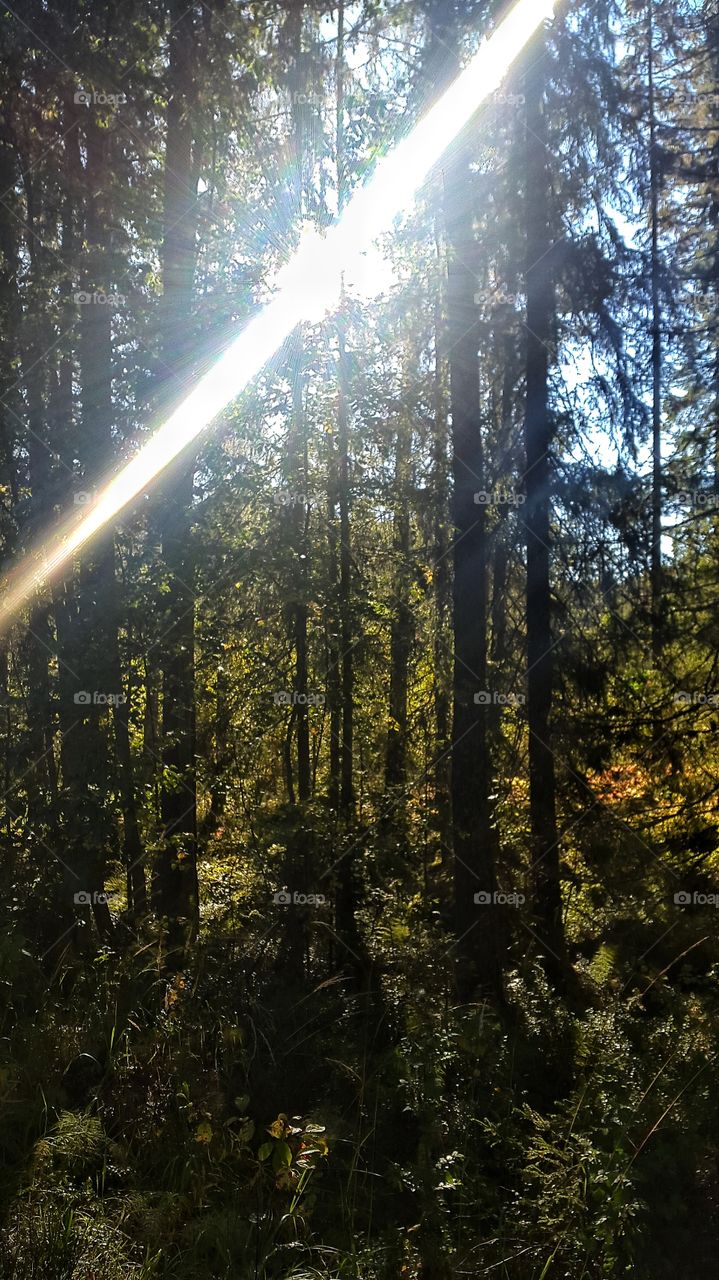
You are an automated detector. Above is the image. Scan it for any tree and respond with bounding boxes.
[155,0,204,949]
[522,24,567,984]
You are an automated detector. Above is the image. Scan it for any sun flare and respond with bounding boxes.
[0,0,555,630]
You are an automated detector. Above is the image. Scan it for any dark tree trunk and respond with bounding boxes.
[22,338,58,813]
[19,132,113,941]
[385,422,413,794]
[333,0,363,970]
[445,144,502,999]
[0,123,18,831]
[285,3,311,806]
[522,35,566,985]
[648,0,663,666]
[337,317,354,826]
[417,0,501,998]
[290,365,311,808]
[490,343,516,672]
[431,234,452,862]
[72,114,131,943]
[326,461,342,814]
[420,0,502,1000]
[84,116,146,920]
[13,150,58,831]
[156,0,203,949]
[280,3,312,969]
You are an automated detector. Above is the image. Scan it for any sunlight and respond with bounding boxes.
[0,0,556,630]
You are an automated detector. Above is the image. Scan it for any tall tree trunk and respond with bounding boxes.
[710,9,719,503]
[280,2,312,970]
[0,122,19,860]
[523,34,566,985]
[82,114,147,919]
[431,231,452,862]
[290,361,311,806]
[22,333,57,813]
[333,0,362,966]
[157,0,203,950]
[285,2,311,806]
[337,340,354,831]
[72,113,134,943]
[422,0,502,1000]
[19,143,113,942]
[385,420,413,793]
[648,0,663,665]
[62,100,147,929]
[326,464,342,814]
[490,341,516,672]
[445,148,501,999]
[14,156,58,832]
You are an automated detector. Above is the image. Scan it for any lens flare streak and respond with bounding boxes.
[0,0,555,629]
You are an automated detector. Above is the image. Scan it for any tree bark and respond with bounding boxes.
[156,0,203,950]
[431,230,452,862]
[648,0,663,666]
[385,420,413,794]
[445,144,502,999]
[523,34,566,985]
[285,2,311,806]
[333,0,362,969]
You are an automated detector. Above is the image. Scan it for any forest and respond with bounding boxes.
[0,0,718,1274]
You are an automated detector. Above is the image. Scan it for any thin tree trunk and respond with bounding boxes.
[445,144,501,999]
[73,114,132,943]
[490,345,516,671]
[22,345,57,809]
[0,122,18,842]
[15,155,58,823]
[333,0,361,966]
[337,324,353,824]
[648,0,663,665]
[20,138,114,941]
[157,0,203,949]
[421,0,502,999]
[385,421,413,793]
[286,2,311,806]
[431,232,452,862]
[85,115,146,919]
[326,440,342,813]
[523,35,566,985]
[280,4,312,969]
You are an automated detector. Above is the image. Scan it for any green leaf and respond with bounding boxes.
[272,1139,292,1172]
[257,1142,273,1162]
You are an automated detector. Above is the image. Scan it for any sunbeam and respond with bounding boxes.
[0,0,555,630]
